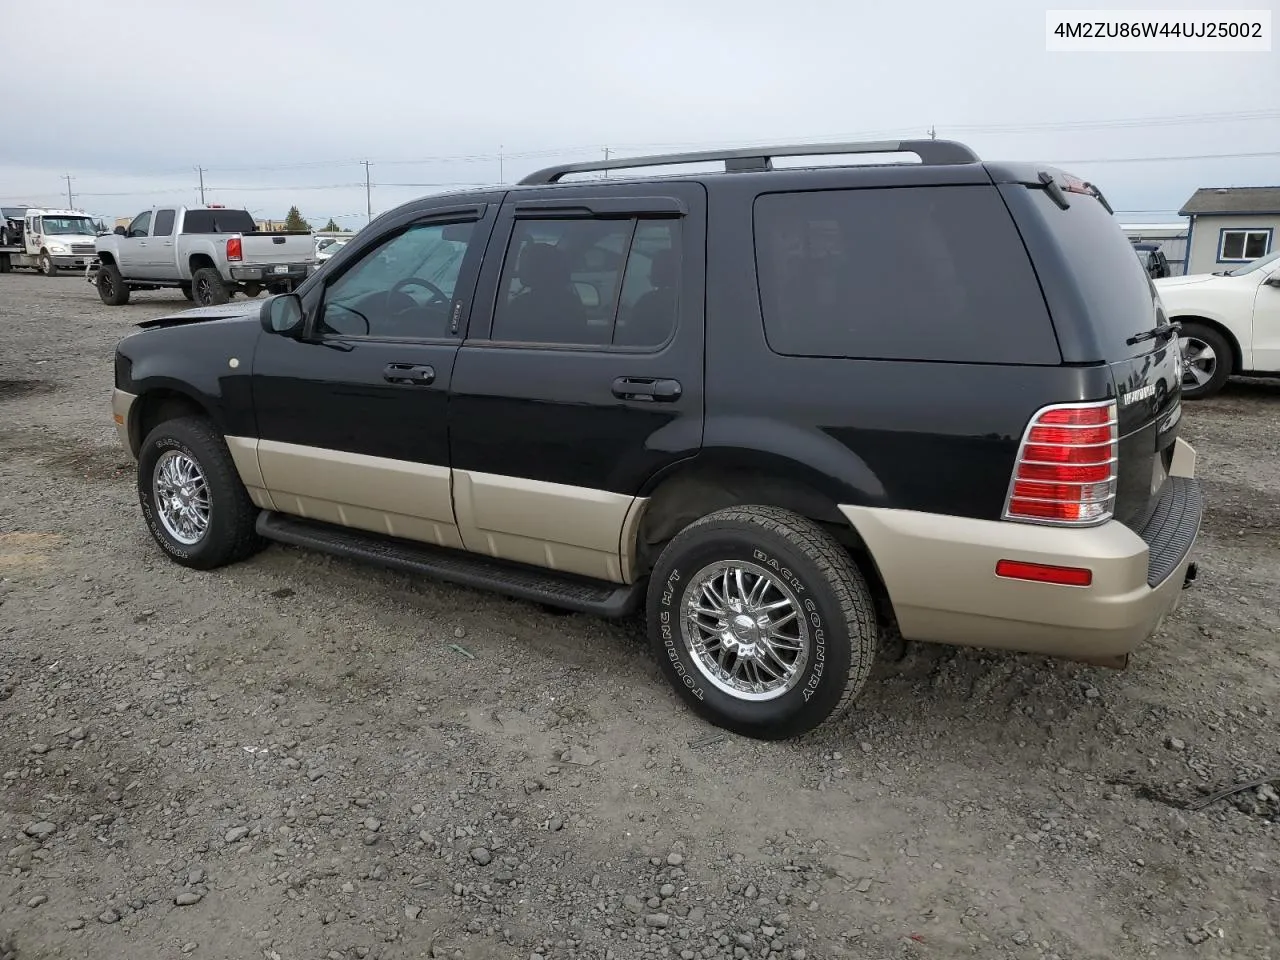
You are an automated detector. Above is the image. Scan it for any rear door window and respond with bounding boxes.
[753,185,1060,364]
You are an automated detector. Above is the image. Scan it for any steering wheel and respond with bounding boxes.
[390,277,447,303]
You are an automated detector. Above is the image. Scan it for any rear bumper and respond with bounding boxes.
[229,263,311,283]
[841,439,1202,663]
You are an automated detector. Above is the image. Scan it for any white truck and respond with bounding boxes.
[0,208,101,276]
[90,205,315,306]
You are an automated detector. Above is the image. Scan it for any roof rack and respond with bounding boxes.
[518,139,979,185]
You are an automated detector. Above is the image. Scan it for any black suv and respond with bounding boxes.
[111,140,1202,739]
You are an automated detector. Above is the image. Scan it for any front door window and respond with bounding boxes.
[319,222,475,339]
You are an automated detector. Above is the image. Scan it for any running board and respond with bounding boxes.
[255,511,644,618]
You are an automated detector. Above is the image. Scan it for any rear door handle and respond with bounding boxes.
[612,377,681,402]
[383,363,435,385]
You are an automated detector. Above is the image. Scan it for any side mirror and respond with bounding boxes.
[114,226,126,236]
[261,293,305,337]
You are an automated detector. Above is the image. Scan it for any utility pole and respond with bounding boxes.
[928,125,936,140]
[196,166,206,204]
[603,146,610,178]
[63,174,74,209]
[361,160,372,224]
[498,145,504,184]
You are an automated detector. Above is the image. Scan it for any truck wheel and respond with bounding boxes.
[0,227,9,245]
[646,505,878,740]
[1178,322,1233,401]
[137,416,265,570]
[191,267,229,307]
[96,263,130,305]
[39,251,57,276]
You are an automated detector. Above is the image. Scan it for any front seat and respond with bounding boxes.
[617,248,678,347]
[502,243,587,342]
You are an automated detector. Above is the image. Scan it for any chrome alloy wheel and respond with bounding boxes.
[152,449,211,545]
[681,560,810,701]
[1179,335,1217,389]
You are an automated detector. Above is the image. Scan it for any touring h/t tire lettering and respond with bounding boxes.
[645,505,877,739]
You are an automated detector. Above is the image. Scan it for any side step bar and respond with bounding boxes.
[255,511,644,618]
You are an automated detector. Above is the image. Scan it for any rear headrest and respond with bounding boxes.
[515,242,570,286]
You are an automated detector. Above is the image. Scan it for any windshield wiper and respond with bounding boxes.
[1126,321,1181,346]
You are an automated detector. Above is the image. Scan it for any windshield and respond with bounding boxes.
[1227,249,1280,276]
[40,216,96,235]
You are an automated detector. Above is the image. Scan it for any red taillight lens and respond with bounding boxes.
[996,559,1093,587]
[226,237,243,261]
[1004,401,1118,526]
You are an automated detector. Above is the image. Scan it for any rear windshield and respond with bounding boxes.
[1024,187,1159,359]
[182,209,257,234]
[753,185,1060,364]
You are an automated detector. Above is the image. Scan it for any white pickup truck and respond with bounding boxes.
[92,205,315,306]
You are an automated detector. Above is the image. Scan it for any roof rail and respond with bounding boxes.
[518,139,979,185]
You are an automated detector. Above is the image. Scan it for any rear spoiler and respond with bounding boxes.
[983,162,1115,215]
[1035,171,1115,215]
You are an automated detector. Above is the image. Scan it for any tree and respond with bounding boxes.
[284,206,312,232]
[321,218,341,232]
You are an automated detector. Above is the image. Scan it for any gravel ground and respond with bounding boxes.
[0,271,1277,960]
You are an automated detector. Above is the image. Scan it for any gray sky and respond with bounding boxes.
[1,0,1275,227]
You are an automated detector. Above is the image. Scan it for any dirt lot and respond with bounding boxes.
[0,271,1276,960]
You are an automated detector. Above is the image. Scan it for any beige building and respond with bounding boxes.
[1180,186,1280,276]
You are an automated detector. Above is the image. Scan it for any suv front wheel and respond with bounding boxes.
[647,506,877,739]
[137,417,264,569]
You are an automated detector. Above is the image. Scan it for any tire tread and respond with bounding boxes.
[660,505,877,734]
[140,416,263,568]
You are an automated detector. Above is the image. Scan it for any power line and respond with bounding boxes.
[1052,149,1280,165]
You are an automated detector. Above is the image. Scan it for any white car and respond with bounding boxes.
[1154,250,1280,399]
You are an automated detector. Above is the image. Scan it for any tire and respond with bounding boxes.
[191,267,229,306]
[0,227,9,245]
[137,416,265,570]
[1177,321,1232,400]
[39,251,57,276]
[647,505,877,740]
[180,283,193,301]
[242,283,262,298]
[96,263,130,305]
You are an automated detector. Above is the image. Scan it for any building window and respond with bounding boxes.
[1218,228,1272,262]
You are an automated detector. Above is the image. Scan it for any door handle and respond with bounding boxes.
[383,363,435,385]
[612,377,682,402]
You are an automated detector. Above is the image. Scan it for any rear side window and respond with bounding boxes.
[153,209,175,237]
[754,185,1060,364]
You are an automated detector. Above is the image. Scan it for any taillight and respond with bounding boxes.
[1004,400,1118,525]
[226,237,242,261]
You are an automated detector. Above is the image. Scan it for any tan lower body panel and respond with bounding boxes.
[840,504,1195,661]
[254,439,463,549]
[225,436,277,512]
[452,469,643,584]
[111,389,136,455]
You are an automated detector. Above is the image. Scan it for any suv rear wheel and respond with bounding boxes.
[137,416,264,569]
[1178,321,1232,400]
[646,506,877,739]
